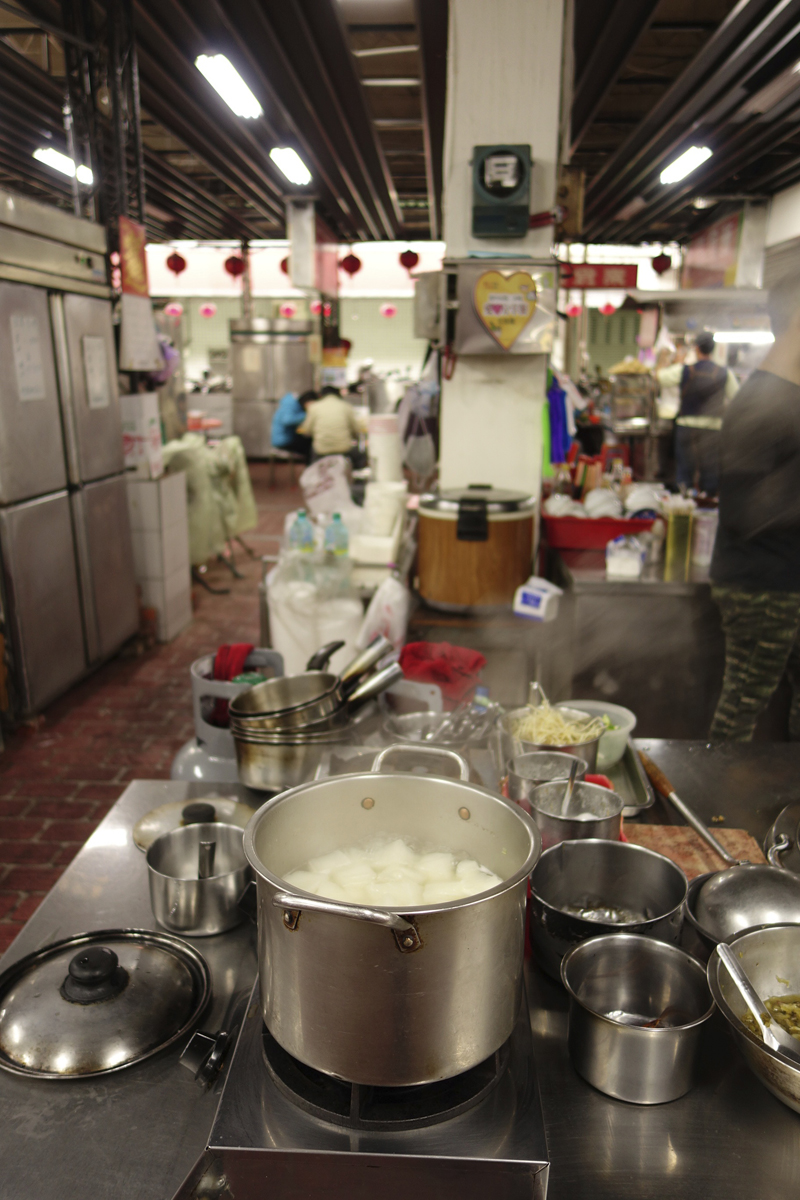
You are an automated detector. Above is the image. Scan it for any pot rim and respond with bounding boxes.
[529,837,689,925]
[562,932,715,1032]
[530,779,626,824]
[229,671,341,720]
[243,771,541,915]
[146,822,248,883]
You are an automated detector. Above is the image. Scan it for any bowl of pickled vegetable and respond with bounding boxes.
[708,923,800,1114]
[564,700,637,770]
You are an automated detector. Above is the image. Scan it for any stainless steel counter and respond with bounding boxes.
[0,780,258,1200]
[2,748,800,1198]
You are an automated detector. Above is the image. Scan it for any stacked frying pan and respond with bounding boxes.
[229,637,403,791]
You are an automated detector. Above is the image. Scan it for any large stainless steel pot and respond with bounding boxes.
[243,745,541,1086]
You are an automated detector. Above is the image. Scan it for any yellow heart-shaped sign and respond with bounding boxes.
[473,271,537,350]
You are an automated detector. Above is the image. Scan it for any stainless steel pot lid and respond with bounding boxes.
[420,485,535,513]
[0,929,211,1078]
[133,797,256,852]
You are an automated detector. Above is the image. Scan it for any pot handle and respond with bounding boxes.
[767,833,791,869]
[272,891,422,951]
[371,743,470,782]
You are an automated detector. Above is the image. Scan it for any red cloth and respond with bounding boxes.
[399,642,486,704]
[211,643,254,726]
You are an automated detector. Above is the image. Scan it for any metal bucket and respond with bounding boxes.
[243,745,541,1086]
[529,779,625,849]
[146,823,250,936]
[506,751,588,811]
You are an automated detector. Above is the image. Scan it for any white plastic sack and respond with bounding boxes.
[356,576,410,652]
[299,456,356,518]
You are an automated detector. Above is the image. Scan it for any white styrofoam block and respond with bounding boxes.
[162,518,190,576]
[161,587,193,642]
[158,471,188,529]
[163,563,190,603]
[120,392,163,479]
[126,479,161,532]
[138,578,192,641]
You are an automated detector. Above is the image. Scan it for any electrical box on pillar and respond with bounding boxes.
[471,145,532,238]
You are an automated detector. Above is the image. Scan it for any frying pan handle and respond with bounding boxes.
[638,751,739,867]
[767,834,791,869]
[272,891,421,952]
[372,743,471,782]
[346,661,404,710]
[306,641,345,671]
[339,635,393,684]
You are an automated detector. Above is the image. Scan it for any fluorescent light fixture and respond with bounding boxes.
[269,146,312,186]
[660,146,712,185]
[714,330,774,345]
[33,147,93,185]
[195,54,263,119]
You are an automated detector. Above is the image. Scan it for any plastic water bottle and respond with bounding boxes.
[323,512,349,557]
[289,509,315,553]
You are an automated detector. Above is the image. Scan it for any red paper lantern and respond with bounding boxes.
[323,302,332,317]
[566,304,582,318]
[199,302,217,319]
[166,252,187,276]
[600,302,616,316]
[399,248,420,274]
[380,302,397,319]
[280,256,289,275]
[224,255,246,278]
[652,252,672,276]
[279,301,298,318]
[164,301,184,317]
[339,252,362,277]
[309,298,323,315]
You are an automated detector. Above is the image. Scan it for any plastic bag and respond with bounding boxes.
[299,456,357,518]
[356,576,410,652]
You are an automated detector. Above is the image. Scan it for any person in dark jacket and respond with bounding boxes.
[709,275,800,741]
[270,389,316,463]
[673,331,738,494]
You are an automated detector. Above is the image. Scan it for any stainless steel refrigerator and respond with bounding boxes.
[0,277,137,716]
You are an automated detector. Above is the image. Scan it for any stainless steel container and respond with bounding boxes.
[708,923,800,1115]
[242,745,541,1086]
[506,751,588,812]
[529,838,688,979]
[562,933,713,1104]
[234,728,352,792]
[146,823,250,936]
[502,707,600,772]
[529,779,624,848]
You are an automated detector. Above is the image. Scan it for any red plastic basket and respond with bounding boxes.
[542,514,655,550]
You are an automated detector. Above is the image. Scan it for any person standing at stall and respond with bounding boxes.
[710,275,800,741]
[657,331,738,494]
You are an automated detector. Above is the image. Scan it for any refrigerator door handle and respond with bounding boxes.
[69,487,100,664]
[50,293,81,487]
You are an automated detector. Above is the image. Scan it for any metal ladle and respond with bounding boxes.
[716,943,800,1066]
[198,839,216,880]
[559,757,580,818]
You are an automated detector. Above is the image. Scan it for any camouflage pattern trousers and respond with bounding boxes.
[711,587,800,742]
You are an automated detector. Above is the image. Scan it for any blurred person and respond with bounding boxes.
[710,274,800,741]
[298,385,360,460]
[271,389,316,463]
[657,331,738,493]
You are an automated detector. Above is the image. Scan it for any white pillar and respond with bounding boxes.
[439,0,566,496]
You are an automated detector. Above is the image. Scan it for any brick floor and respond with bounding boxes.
[0,461,300,954]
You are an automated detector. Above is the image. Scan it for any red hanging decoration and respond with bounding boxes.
[652,252,672,276]
[399,248,420,274]
[380,303,398,319]
[339,252,362,277]
[280,256,289,275]
[566,304,582,318]
[164,301,184,317]
[309,298,323,315]
[599,302,617,316]
[199,302,217,319]
[323,302,332,317]
[224,255,246,278]
[166,252,187,276]
[279,301,298,319]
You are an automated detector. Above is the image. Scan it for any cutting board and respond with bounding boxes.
[623,824,766,880]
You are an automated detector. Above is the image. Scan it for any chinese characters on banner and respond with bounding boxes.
[682,212,742,288]
[118,215,161,371]
[559,263,638,289]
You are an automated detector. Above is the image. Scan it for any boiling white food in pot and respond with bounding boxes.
[283,837,503,906]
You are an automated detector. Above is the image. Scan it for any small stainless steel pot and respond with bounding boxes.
[529,838,688,979]
[562,933,714,1104]
[243,745,541,1086]
[501,707,600,771]
[146,823,250,936]
[529,779,624,848]
[506,751,588,811]
[234,729,353,791]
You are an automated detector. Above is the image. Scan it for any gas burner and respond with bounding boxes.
[261,1024,509,1131]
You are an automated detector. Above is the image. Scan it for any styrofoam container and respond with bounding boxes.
[565,700,637,770]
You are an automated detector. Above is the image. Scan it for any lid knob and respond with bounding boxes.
[61,946,129,1005]
[182,802,216,825]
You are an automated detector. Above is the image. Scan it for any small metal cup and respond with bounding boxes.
[506,752,588,813]
[561,933,714,1104]
[530,779,624,849]
[146,823,250,937]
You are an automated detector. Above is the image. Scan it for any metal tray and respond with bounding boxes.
[605,738,655,818]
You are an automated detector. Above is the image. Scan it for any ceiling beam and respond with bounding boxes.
[570,0,661,154]
[415,0,447,241]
